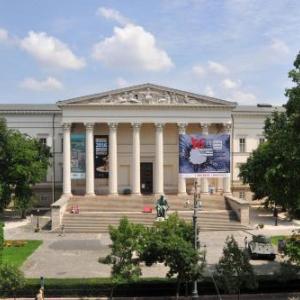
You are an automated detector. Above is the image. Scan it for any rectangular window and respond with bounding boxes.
[39,137,47,145]
[239,138,246,152]
[259,137,265,145]
[239,191,245,199]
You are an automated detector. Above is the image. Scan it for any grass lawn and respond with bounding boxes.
[3,240,42,268]
[270,235,289,246]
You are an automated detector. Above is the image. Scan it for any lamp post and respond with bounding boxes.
[191,178,201,299]
[35,208,40,232]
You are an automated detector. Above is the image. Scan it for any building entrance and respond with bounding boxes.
[140,163,153,194]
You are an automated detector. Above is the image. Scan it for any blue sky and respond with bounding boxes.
[0,0,299,105]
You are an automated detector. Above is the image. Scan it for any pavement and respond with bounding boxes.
[4,205,300,279]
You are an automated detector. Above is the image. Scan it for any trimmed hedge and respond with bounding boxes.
[1,276,300,297]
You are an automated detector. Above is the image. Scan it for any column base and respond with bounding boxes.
[131,192,141,196]
[154,193,165,198]
[85,193,95,197]
[62,192,72,198]
[177,192,188,197]
[108,193,119,198]
[223,192,232,196]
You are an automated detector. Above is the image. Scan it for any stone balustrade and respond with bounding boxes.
[224,194,250,225]
[51,194,70,230]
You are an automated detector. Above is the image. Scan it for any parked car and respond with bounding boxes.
[248,235,276,260]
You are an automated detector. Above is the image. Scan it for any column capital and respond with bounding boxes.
[177,123,187,134]
[85,122,95,130]
[108,122,118,130]
[63,123,71,131]
[223,123,232,133]
[131,122,142,130]
[155,123,164,130]
[201,123,209,135]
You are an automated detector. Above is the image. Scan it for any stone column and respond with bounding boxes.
[223,123,232,194]
[131,123,141,195]
[217,178,223,192]
[109,123,118,195]
[63,123,72,195]
[85,123,95,196]
[177,123,187,196]
[155,123,164,195]
[201,123,209,195]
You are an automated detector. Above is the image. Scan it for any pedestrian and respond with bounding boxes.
[244,236,248,249]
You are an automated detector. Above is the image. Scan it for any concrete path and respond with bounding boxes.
[4,206,300,278]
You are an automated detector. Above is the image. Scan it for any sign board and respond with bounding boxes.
[71,133,86,179]
[94,135,109,178]
[179,134,230,178]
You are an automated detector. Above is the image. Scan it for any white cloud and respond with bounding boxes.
[232,90,257,104]
[92,24,173,71]
[204,85,214,97]
[20,31,85,70]
[270,38,290,55]
[208,61,229,75]
[116,77,128,88]
[97,7,130,25]
[0,28,8,42]
[222,78,239,89]
[20,76,63,91]
[192,64,206,78]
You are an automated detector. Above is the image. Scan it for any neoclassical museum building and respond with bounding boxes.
[0,83,283,206]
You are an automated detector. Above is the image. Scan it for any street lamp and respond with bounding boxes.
[191,178,201,299]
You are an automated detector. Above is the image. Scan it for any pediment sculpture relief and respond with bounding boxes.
[86,88,204,105]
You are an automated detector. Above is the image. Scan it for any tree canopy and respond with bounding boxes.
[0,118,51,216]
[214,235,257,297]
[240,52,300,215]
[103,214,206,298]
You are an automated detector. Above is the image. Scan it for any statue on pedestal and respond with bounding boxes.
[155,195,169,219]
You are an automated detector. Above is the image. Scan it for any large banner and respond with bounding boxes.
[71,133,86,179]
[179,134,230,178]
[94,135,109,178]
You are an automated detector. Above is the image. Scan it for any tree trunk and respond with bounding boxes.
[110,285,115,300]
[176,279,181,299]
[21,209,26,219]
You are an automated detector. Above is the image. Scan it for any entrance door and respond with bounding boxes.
[140,163,153,194]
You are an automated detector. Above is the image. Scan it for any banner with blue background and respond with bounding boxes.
[179,134,230,177]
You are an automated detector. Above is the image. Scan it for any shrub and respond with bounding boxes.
[0,263,25,296]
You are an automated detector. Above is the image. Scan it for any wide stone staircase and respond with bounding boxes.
[61,195,250,233]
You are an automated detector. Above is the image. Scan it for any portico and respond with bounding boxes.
[58,83,235,197]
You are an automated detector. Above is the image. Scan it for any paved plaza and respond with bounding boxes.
[4,206,300,278]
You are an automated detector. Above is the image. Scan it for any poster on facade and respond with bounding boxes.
[71,133,86,179]
[94,135,109,178]
[179,134,230,177]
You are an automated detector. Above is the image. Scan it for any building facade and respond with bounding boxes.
[0,83,283,206]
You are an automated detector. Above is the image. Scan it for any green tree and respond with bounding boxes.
[104,217,146,282]
[284,230,300,266]
[103,214,206,299]
[240,52,300,215]
[0,222,3,265]
[0,263,25,298]
[141,214,206,298]
[0,118,51,217]
[101,217,146,298]
[214,236,257,299]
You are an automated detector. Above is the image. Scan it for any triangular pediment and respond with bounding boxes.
[57,83,236,107]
